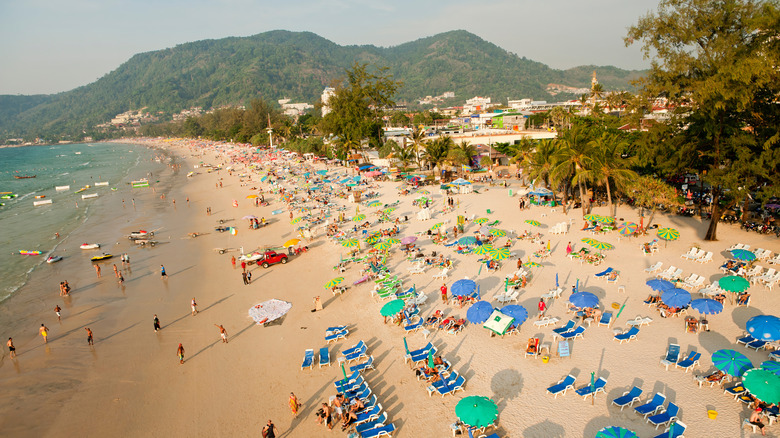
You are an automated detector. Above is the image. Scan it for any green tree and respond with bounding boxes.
[627,0,780,240]
[392,141,417,170]
[627,175,680,228]
[409,127,426,170]
[449,141,477,168]
[525,139,568,213]
[423,136,453,176]
[581,133,637,216]
[553,126,595,215]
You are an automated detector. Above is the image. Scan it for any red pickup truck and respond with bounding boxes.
[259,251,288,268]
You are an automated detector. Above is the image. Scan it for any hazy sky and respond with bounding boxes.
[0,0,661,95]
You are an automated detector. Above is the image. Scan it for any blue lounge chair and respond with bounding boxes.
[634,393,666,418]
[301,349,315,370]
[597,312,613,327]
[404,316,423,333]
[594,267,614,278]
[345,345,368,363]
[355,412,387,434]
[335,374,364,391]
[724,383,747,399]
[653,421,686,438]
[361,423,395,438]
[355,394,378,414]
[325,328,348,343]
[405,342,435,363]
[614,326,639,344]
[335,370,360,387]
[354,403,382,425]
[737,334,757,345]
[326,325,347,333]
[350,356,375,373]
[342,340,366,357]
[450,374,467,394]
[319,347,331,368]
[427,376,464,397]
[575,377,607,400]
[559,326,586,341]
[647,402,679,429]
[770,350,780,361]
[675,351,701,372]
[746,339,767,351]
[552,320,576,335]
[660,344,681,370]
[612,386,643,411]
[547,375,576,398]
[342,377,366,393]
[344,383,369,399]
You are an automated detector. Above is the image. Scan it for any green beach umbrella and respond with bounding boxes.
[473,244,494,255]
[589,241,614,251]
[584,214,602,222]
[352,214,366,222]
[488,247,511,260]
[595,426,638,438]
[618,222,638,236]
[455,396,498,429]
[366,200,381,207]
[403,337,409,354]
[489,229,507,237]
[385,237,401,245]
[428,349,435,369]
[325,277,344,289]
[380,299,405,317]
[373,241,392,251]
[597,216,615,224]
[290,217,303,224]
[524,219,541,227]
[525,261,542,268]
[719,275,750,293]
[581,237,596,244]
[657,227,680,241]
[430,222,444,230]
[416,196,430,203]
[743,368,780,404]
[383,207,397,215]
[458,236,477,245]
[474,217,489,224]
[712,349,753,377]
[341,238,360,250]
[365,234,381,244]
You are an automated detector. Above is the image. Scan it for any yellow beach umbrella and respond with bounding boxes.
[473,244,494,255]
[325,277,344,289]
[290,217,303,224]
[474,218,489,224]
[283,238,301,247]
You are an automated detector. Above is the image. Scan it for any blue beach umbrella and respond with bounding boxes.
[569,291,599,309]
[747,315,780,342]
[500,305,528,326]
[466,301,494,324]
[661,288,692,308]
[690,298,723,315]
[761,360,780,376]
[712,349,753,377]
[595,426,638,438]
[646,279,675,293]
[458,236,477,245]
[451,279,477,297]
[730,249,757,261]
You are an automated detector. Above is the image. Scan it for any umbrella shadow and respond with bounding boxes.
[490,368,523,410]
[522,420,565,438]
[731,306,763,328]
[698,330,732,356]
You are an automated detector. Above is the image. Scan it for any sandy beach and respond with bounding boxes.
[0,138,778,438]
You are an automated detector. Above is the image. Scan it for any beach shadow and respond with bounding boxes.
[168,265,195,277]
[731,306,762,328]
[162,312,193,330]
[522,420,565,438]
[200,293,235,313]
[698,330,731,355]
[229,322,256,343]
[188,338,221,361]
[491,368,523,410]
[99,322,139,343]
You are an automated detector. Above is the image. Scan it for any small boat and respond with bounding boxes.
[80,243,100,250]
[187,172,194,177]
[19,250,42,255]
[35,195,46,199]
[55,185,70,191]
[110,188,118,191]
[95,182,109,186]
[131,179,149,188]
[91,253,113,262]
[46,255,63,263]
[0,192,11,194]
[75,187,87,194]
[34,199,53,206]
[75,152,81,155]
[81,193,98,199]
[1,194,17,199]
[14,175,36,179]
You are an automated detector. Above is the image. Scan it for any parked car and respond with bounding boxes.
[258,251,289,268]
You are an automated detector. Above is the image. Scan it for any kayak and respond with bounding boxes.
[80,243,100,250]
[1,194,17,199]
[19,250,42,255]
[46,255,63,263]
[91,253,113,261]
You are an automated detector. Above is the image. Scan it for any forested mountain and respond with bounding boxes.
[0,30,644,139]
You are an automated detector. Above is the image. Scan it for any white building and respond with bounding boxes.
[463,96,492,113]
[278,99,314,117]
[321,87,336,117]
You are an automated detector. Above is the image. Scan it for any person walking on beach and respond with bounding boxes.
[153,314,161,332]
[440,283,448,303]
[262,420,278,438]
[7,338,16,359]
[124,254,130,266]
[118,271,124,285]
[242,271,248,285]
[85,327,94,345]
[177,343,185,364]
[240,260,246,272]
[54,305,61,322]
[160,265,167,279]
[191,298,198,316]
[215,324,228,343]
[231,255,236,269]
[246,271,252,284]
[113,264,119,278]
[289,393,301,418]
[94,264,101,278]
[566,241,573,257]
[538,299,547,319]
[39,324,49,343]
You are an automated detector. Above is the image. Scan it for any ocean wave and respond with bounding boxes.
[80,162,90,166]
[60,172,69,176]
[18,191,36,201]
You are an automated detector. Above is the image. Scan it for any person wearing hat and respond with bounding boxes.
[750,407,767,436]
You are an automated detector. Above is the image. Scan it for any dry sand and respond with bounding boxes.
[0,138,778,437]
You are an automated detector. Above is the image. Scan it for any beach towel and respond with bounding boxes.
[249,299,292,325]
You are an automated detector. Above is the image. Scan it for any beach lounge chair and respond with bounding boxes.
[627,316,654,327]
[409,292,428,306]
[552,320,576,336]
[534,316,560,327]
[597,312,613,327]
[660,268,683,281]
[559,326,586,341]
[353,403,382,425]
[746,339,767,351]
[343,382,369,399]
[407,264,426,275]
[612,386,643,411]
[680,247,698,260]
[647,403,679,429]
[653,421,686,438]
[344,344,368,363]
[660,344,681,370]
[495,290,519,304]
[338,375,365,392]
[546,375,576,398]
[335,370,361,387]
[325,328,348,343]
[301,349,315,370]
[350,356,375,373]
[656,266,676,279]
[432,267,450,280]
[770,350,780,361]
[404,316,424,333]
[768,254,780,265]
[694,371,727,388]
[361,423,395,438]
[675,351,701,373]
[594,267,614,279]
[575,377,607,400]
[542,287,563,299]
[634,393,666,418]
[342,340,366,357]
[737,334,757,345]
[318,347,331,368]
[614,327,639,344]
[406,345,436,364]
[696,251,713,263]
[525,338,540,358]
[355,412,387,434]
[645,262,663,273]
[724,383,747,399]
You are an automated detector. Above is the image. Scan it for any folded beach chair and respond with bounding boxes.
[660,344,681,370]
[546,375,576,398]
[552,320,576,336]
[675,351,701,372]
[350,356,375,373]
[597,312,613,327]
[645,262,663,273]
[342,340,366,357]
[653,421,686,438]
[361,423,395,438]
[325,328,348,344]
[301,349,315,370]
[318,347,331,368]
[647,402,679,429]
[594,267,614,279]
[575,377,607,400]
[335,370,361,387]
[354,412,387,434]
[614,327,639,344]
[558,326,586,341]
[612,386,643,411]
[634,393,666,418]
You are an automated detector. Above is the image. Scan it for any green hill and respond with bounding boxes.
[0,30,644,139]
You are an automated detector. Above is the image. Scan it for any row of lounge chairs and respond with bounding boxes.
[610,388,686,436]
[659,344,701,372]
[546,374,607,400]
[332,354,394,437]
[404,342,467,397]
[679,248,713,263]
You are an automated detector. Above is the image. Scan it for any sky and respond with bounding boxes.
[0,0,661,95]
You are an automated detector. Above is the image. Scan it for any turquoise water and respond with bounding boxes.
[0,142,156,300]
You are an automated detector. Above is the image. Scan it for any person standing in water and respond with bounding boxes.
[191,298,198,316]
[160,265,167,279]
[54,305,61,322]
[85,328,94,345]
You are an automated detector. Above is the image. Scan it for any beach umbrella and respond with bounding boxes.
[743,368,780,404]
[524,219,541,227]
[617,222,638,236]
[416,189,430,195]
[455,396,498,429]
[365,234,381,244]
[352,214,366,222]
[595,426,638,438]
[581,237,596,245]
[569,292,599,308]
[646,279,675,293]
[474,217,489,224]
[466,301,495,324]
[584,214,602,222]
[746,315,780,341]
[489,229,507,237]
[366,200,381,208]
[451,279,477,297]
[588,240,614,251]
[730,249,757,261]
[385,237,401,245]
[242,215,258,220]
[290,217,303,224]
[380,299,405,317]
[283,238,301,248]
[373,241,392,251]
[472,244,494,255]
[458,236,477,245]
[719,275,750,293]
[383,207,397,215]
[525,260,542,268]
[246,195,258,199]
[428,349,435,369]
[712,349,753,377]
[324,277,344,289]
[488,247,511,260]
[597,216,615,224]
[500,305,528,326]
[316,170,328,175]
[657,227,680,241]
[661,288,692,308]
[761,361,780,376]
[401,236,417,245]
[403,337,409,354]
[690,298,724,315]
[340,238,360,250]
[430,222,444,230]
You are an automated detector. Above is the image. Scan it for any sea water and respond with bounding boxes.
[0,142,158,301]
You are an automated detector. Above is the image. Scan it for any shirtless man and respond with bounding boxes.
[317,403,333,430]
[94,264,101,278]
[54,305,62,321]
[7,338,16,358]
[215,324,228,343]
[39,324,49,343]
[85,327,93,345]
[750,407,767,436]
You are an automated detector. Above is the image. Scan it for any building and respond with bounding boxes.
[278,99,314,117]
[321,87,336,117]
[463,96,492,113]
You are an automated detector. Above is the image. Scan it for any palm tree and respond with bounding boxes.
[580,133,638,216]
[448,141,477,170]
[423,136,453,176]
[409,128,426,171]
[525,139,568,213]
[392,142,416,171]
[553,126,595,215]
[509,137,535,185]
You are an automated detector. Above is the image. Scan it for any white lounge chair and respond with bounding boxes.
[432,267,450,280]
[656,266,675,279]
[627,316,654,327]
[696,251,713,263]
[767,255,780,265]
[408,265,426,275]
[534,316,560,327]
[755,249,771,260]
[645,262,663,273]
[758,268,777,283]
[686,276,705,290]
[681,248,698,260]
[495,290,519,304]
[542,287,563,300]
